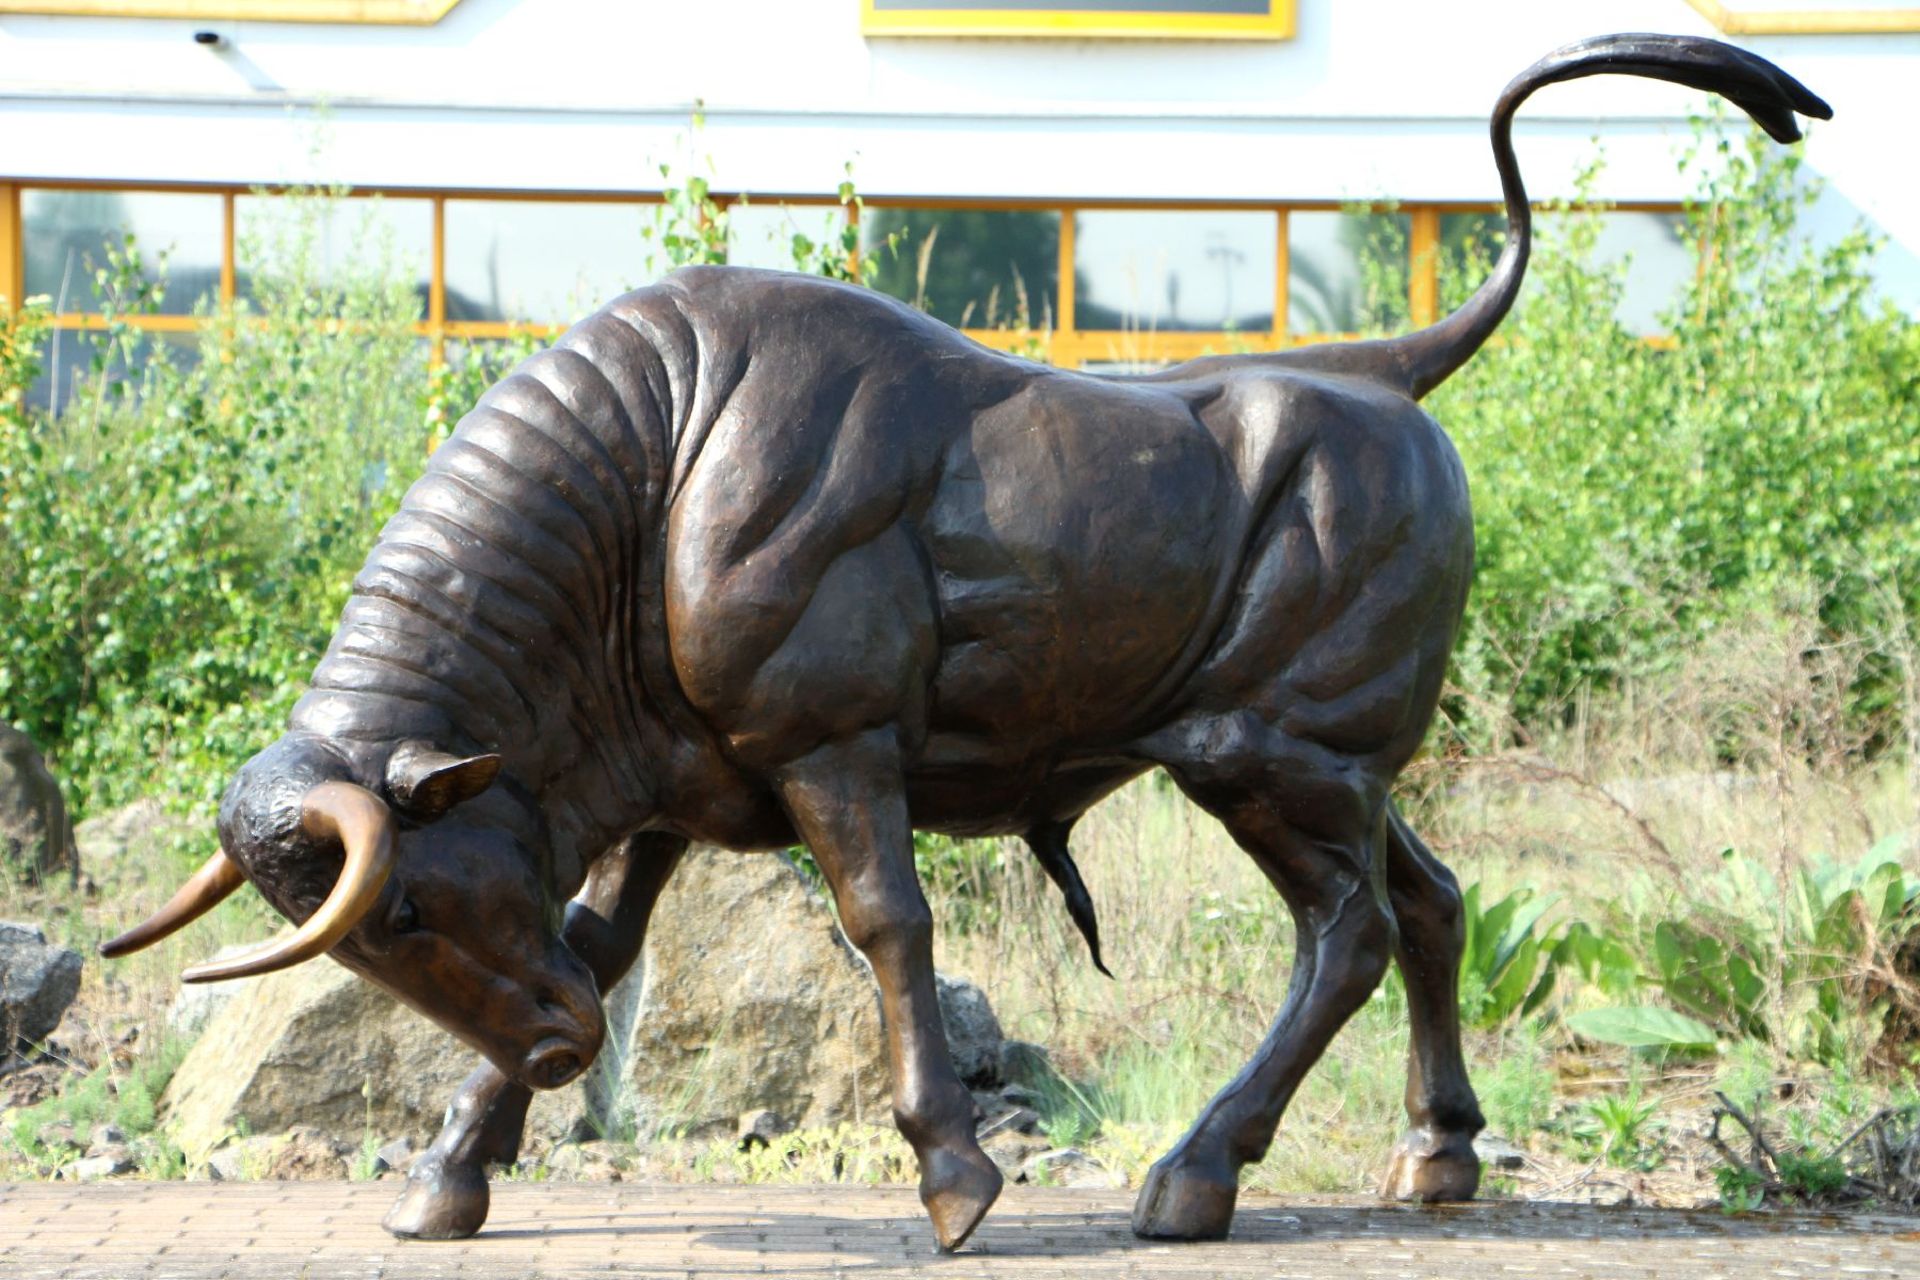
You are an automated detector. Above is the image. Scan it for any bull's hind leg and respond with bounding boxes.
[384,833,687,1241]
[775,728,1003,1252]
[1379,805,1484,1201]
[1133,716,1396,1240]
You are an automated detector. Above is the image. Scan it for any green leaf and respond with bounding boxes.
[1566,1006,1719,1050]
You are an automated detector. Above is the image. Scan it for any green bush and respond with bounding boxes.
[0,192,427,814]
[1429,128,1920,742]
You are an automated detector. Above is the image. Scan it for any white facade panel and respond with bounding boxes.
[1,0,1913,304]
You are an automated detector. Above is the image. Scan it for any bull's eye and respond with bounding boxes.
[392,897,421,935]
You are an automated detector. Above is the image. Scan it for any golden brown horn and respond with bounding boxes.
[98,852,246,959]
[180,781,397,985]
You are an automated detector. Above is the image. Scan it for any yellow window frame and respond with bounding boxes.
[0,1,464,23]
[860,0,1295,41]
[3,180,1688,371]
[1683,0,1920,34]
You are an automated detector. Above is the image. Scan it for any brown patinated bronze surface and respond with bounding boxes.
[104,34,1828,1251]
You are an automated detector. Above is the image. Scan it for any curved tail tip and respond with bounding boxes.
[1753,73,1832,144]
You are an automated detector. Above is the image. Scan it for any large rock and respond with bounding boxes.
[159,846,1013,1160]
[0,724,77,886]
[161,956,587,1161]
[72,797,195,875]
[601,849,892,1138]
[0,921,83,1055]
[935,973,1005,1087]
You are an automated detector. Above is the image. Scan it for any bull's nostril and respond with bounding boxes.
[541,1053,583,1088]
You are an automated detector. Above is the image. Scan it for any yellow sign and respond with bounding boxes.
[861,0,1295,40]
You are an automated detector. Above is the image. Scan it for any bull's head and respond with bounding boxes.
[102,733,601,1090]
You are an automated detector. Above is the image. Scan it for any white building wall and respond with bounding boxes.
[1,0,1913,300]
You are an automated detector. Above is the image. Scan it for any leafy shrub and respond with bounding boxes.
[1429,128,1920,742]
[1457,884,1562,1029]
[1568,842,1920,1065]
[0,191,426,814]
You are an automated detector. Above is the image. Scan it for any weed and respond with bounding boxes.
[1476,1023,1557,1138]
[1569,1075,1665,1170]
[1715,1163,1767,1214]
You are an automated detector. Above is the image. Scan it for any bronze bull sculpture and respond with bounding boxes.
[105,33,1826,1250]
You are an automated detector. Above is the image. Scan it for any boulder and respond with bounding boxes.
[601,848,891,1139]
[0,724,76,886]
[0,921,83,1055]
[67,1147,136,1181]
[159,846,1019,1161]
[72,797,194,875]
[160,956,588,1160]
[980,1128,1049,1178]
[164,949,244,1039]
[543,1139,631,1181]
[263,1125,350,1180]
[935,974,1004,1087]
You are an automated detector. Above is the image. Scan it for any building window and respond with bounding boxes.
[0,2,465,24]
[443,199,650,325]
[1288,210,1411,337]
[863,207,1062,330]
[26,189,222,316]
[236,194,433,307]
[1,180,1695,403]
[1440,209,1692,336]
[1075,209,1277,333]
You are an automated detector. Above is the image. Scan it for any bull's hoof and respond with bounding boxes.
[1131,1155,1239,1240]
[919,1145,1003,1252]
[1380,1128,1481,1203]
[383,1159,491,1241]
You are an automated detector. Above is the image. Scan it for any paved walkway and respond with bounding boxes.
[4,1181,1919,1278]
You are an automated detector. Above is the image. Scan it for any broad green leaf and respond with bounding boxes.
[1567,1006,1719,1050]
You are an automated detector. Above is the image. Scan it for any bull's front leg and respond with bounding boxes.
[384,832,687,1241]
[775,729,1003,1252]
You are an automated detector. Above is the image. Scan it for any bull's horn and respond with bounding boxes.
[98,852,247,959]
[180,781,398,985]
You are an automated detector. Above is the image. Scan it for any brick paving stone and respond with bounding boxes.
[4,1182,1920,1279]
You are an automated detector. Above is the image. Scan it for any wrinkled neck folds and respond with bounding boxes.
[289,295,697,872]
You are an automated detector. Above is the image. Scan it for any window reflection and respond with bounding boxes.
[24,190,222,316]
[236,194,432,309]
[444,200,649,324]
[1288,210,1410,336]
[725,203,848,273]
[1440,210,1692,335]
[863,208,1060,329]
[28,328,200,415]
[1075,210,1275,333]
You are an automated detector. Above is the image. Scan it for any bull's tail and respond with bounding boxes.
[1391,33,1829,401]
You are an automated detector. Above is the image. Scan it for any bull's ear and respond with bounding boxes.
[386,743,502,819]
